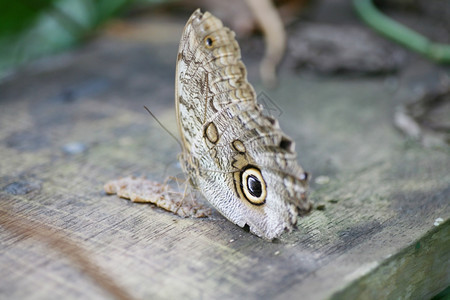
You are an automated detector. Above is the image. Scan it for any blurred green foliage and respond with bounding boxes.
[0,1,54,36]
[0,0,141,77]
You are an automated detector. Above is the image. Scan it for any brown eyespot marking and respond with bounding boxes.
[241,167,267,205]
[232,140,246,153]
[204,122,219,143]
[204,36,214,48]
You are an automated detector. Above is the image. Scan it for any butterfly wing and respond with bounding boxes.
[175,9,311,239]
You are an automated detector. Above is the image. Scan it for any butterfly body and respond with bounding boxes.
[175,9,311,239]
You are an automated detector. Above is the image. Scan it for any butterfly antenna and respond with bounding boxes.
[143,106,183,151]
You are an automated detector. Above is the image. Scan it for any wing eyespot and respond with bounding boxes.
[204,36,214,48]
[241,167,266,205]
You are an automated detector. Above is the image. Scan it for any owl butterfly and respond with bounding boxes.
[175,9,312,239]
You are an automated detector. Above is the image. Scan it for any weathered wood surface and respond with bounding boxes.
[1,13,449,300]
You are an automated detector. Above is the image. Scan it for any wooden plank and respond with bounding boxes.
[0,16,449,300]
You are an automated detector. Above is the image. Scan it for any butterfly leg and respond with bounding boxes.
[173,181,189,215]
[161,175,192,215]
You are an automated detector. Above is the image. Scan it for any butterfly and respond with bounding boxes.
[175,9,311,239]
